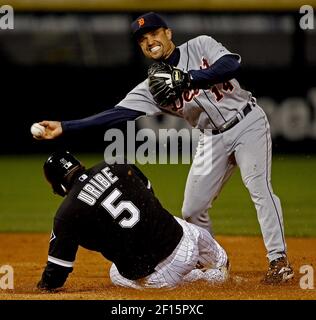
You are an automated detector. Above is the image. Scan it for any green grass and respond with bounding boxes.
[0,154,315,236]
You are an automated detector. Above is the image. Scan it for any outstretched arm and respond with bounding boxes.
[34,107,145,140]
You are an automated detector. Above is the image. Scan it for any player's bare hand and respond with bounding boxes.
[35,120,63,140]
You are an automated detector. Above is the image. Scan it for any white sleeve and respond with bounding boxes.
[116,79,162,116]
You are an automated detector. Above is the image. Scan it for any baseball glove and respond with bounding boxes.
[148,62,191,107]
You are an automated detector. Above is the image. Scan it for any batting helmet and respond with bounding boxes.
[43,150,82,196]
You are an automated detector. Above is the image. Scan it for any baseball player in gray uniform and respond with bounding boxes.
[35,12,293,284]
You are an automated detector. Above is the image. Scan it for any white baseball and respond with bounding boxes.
[30,123,45,137]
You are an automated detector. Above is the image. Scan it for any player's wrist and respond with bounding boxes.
[185,71,193,89]
[187,70,202,89]
[60,121,69,135]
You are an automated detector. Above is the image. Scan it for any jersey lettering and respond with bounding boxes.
[77,191,96,206]
[223,81,234,91]
[101,167,119,184]
[89,178,106,192]
[101,188,140,228]
[200,57,210,69]
[211,86,224,101]
[210,81,234,102]
[77,167,119,206]
[93,173,111,189]
[199,56,235,102]
[83,183,102,198]
[183,88,200,102]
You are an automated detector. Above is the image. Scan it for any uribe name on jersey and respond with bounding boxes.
[77,167,118,206]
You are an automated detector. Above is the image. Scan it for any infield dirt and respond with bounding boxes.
[0,234,315,300]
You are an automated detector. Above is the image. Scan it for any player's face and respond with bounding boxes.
[137,28,175,61]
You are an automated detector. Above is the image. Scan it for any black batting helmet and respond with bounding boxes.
[43,150,82,196]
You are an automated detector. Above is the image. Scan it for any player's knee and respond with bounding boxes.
[243,175,267,193]
[244,177,282,204]
[182,207,198,220]
[182,211,211,233]
[182,202,208,220]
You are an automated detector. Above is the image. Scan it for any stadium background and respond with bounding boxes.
[0,0,316,300]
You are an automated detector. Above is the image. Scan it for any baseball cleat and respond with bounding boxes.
[262,256,294,285]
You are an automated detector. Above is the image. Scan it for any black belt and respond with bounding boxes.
[211,103,254,135]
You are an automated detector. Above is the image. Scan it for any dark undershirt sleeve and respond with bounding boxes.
[61,106,145,134]
[188,54,241,89]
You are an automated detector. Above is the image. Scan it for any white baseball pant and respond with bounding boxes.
[182,105,287,262]
[109,217,228,289]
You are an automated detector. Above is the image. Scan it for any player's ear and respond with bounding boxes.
[165,28,172,41]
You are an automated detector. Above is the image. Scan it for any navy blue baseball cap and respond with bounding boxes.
[131,12,168,39]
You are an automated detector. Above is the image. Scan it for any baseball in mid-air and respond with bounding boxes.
[30,123,45,138]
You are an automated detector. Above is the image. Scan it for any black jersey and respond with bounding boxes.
[39,162,183,288]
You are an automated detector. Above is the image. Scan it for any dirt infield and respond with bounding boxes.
[0,234,315,300]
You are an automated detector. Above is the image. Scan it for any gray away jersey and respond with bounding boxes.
[116,35,252,130]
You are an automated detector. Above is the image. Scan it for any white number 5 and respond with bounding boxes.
[101,188,140,228]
